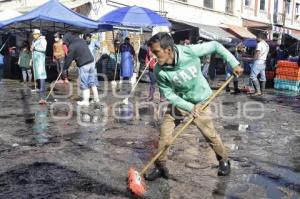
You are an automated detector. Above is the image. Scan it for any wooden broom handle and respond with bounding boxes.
[140,75,235,176]
[130,58,156,93]
[45,70,63,100]
[113,48,119,81]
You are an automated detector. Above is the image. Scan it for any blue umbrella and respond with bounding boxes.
[98,6,171,27]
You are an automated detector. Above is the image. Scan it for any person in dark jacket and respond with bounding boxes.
[63,33,99,106]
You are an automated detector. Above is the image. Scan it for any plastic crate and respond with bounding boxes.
[274,78,300,92]
[277,60,299,68]
[276,75,300,81]
[276,67,300,77]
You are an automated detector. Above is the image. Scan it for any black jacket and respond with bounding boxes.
[63,33,94,69]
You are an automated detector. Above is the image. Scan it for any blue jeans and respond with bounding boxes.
[55,59,64,79]
[79,62,99,90]
[250,60,266,81]
[149,70,156,86]
[225,65,238,81]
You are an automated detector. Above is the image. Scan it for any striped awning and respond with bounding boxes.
[197,24,234,43]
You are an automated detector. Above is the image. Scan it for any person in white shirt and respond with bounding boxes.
[250,33,269,96]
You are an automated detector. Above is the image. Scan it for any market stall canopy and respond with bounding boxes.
[197,24,236,43]
[0,10,22,21]
[169,19,240,45]
[223,24,256,39]
[98,6,171,28]
[0,0,112,33]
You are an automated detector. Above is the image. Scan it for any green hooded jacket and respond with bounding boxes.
[154,41,239,113]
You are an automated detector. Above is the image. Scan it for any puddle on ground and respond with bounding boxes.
[114,104,134,123]
[248,168,300,199]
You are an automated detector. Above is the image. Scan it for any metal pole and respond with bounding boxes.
[281,0,287,46]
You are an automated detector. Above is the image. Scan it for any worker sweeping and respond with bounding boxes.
[143,33,243,180]
[63,32,99,106]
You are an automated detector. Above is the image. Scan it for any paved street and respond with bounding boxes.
[0,77,299,199]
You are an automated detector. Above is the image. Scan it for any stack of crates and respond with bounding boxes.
[274,61,300,92]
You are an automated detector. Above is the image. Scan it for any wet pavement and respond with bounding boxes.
[0,77,299,199]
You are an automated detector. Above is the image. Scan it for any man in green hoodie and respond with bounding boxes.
[144,33,243,180]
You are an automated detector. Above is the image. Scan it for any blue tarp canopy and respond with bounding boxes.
[98,6,171,28]
[0,0,112,33]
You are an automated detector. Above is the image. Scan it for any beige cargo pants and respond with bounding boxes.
[157,104,228,164]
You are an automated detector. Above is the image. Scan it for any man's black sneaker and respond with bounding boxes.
[218,160,231,176]
[144,166,169,181]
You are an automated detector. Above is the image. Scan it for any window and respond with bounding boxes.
[245,0,251,6]
[296,3,300,16]
[204,0,213,9]
[226,0,234,13]
[274,0,279,13]
[260,0,265,10]
[286,1,291,15]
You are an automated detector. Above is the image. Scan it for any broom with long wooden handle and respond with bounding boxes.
[127,75,235,196]
[122,58,156,105]
[39,70,63,104]
[111,48,119,88]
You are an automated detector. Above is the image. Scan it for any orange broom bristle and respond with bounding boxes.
[128,168,147,196]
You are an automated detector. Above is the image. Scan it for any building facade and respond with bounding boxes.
[1,0,300,46]
[89,0,300,42]
[90,0,243,26]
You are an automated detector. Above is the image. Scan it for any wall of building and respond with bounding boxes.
[241,0,273,24]
[240,0,300,31]
[0,0,49,10]
[1,0,299,32]
[279,0,300,31]
[89,0,242,27]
